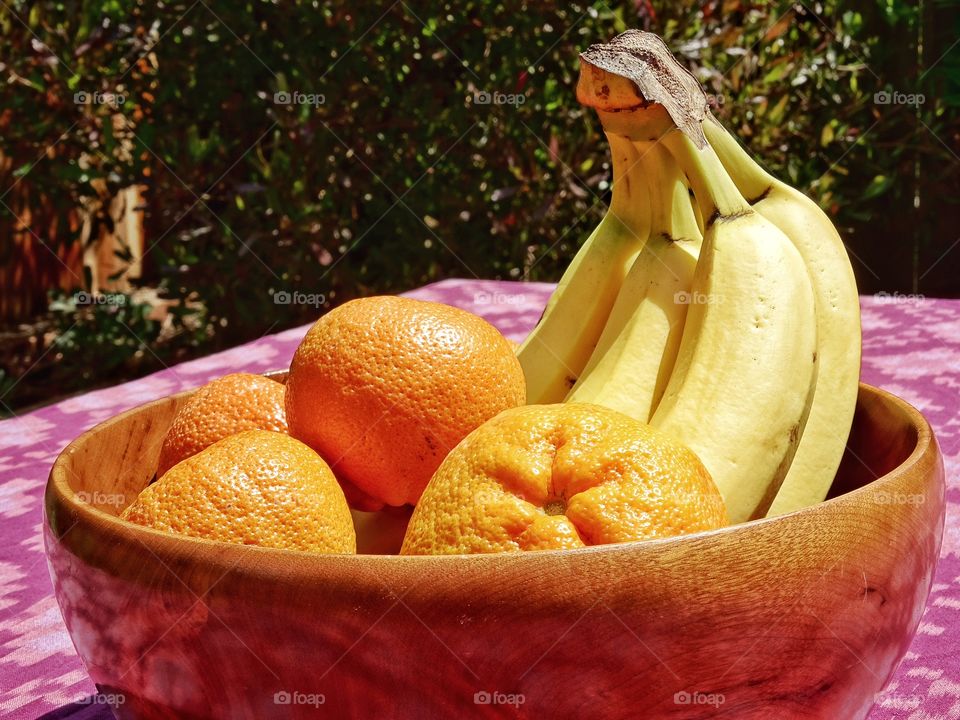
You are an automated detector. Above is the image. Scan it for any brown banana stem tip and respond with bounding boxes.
[578,30,709,149]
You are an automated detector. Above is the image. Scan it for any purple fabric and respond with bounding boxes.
[0,279,957,719]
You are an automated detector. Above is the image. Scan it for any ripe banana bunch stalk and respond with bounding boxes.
[521,30,860,524]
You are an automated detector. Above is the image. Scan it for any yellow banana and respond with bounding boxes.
[516,132,652,403]
[567,140,702,422]
[577,31,819,522]
[652,128,818,523]
[704,117,861,516]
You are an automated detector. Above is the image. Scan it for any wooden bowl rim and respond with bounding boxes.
[46,381,937,568]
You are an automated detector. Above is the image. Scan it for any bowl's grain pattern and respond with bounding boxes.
[44,383,944,719]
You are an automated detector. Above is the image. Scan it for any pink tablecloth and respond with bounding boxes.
[1,279,957,719]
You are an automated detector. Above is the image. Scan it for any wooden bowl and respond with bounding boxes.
[44,381,944,720]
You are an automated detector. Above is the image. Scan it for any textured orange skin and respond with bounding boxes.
[156,373,287,477]
[401,403,728,555]
[286,296,526,507]
[122,430,355,553]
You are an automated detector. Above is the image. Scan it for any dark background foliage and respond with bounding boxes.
[1,0,958,412]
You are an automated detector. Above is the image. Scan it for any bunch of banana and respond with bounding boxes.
[520,29,860,523]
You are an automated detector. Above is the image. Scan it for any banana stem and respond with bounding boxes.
[634,141,672,235]
[629,140,695,243]
[605,131,653,242]
[661,129,751,222]
[704,116,773,202]
[669,170,702,243]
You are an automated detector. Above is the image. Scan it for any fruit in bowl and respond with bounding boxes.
[286,294,526,508]
[123,430,355,553]
[44,29,945,720]
[401,403,727,555]
[44,380,944,719]
[518,30,860,525]
[156,372,289,477]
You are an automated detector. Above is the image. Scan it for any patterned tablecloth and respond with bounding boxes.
[1,279,957,719]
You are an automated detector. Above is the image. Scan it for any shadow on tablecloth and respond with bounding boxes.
[37,698,112,719]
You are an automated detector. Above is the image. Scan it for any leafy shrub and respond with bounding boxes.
[0,0,957,411]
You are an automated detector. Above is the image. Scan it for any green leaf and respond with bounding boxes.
[862,174,894,200]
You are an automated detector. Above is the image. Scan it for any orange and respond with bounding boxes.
[122,430,355,553]
[157,372,287,477]
[286,295,526,507]
[400,403,727,555]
